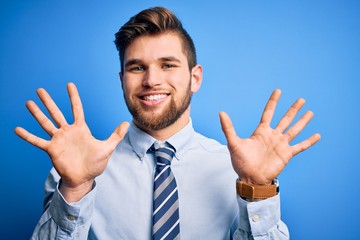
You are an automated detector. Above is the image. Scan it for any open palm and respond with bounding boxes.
[220,89,320,185]
[15,83,129,200]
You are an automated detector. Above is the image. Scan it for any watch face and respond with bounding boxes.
[272,178,279,193]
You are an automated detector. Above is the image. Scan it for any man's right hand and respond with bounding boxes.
[15,82,129,202]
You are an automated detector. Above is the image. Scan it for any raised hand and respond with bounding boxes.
[220,89,320,185]
[15,83,129,201]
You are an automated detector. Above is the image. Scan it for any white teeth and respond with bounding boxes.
[143,94,167,101]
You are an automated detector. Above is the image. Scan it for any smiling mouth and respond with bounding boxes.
[141,94,168,101]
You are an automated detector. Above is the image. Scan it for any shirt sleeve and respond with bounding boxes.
[232,194,289,240]
[30,169,96,240]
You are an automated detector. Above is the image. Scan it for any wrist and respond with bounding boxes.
[59,179,95,203]
[236,178,279,201]
[237,175,273,185]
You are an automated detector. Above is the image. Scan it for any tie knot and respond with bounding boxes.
[153,143,176,166]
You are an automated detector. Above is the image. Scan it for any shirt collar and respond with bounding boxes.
[128,119,195,161]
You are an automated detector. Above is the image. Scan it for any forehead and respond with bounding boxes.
[124,32,187,62]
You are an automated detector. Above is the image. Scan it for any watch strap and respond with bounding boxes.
[236,180,278,200]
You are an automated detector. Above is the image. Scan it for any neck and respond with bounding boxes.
[134,108,191,141]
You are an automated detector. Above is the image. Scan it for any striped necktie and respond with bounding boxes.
[152,143,180,240]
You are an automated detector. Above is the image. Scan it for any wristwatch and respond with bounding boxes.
[236,179,279,200]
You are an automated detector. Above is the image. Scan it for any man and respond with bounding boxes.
[15,6,320,239]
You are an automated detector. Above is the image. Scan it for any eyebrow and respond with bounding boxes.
[158,56,182,63]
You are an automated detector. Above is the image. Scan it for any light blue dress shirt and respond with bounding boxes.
[31,121,289,239]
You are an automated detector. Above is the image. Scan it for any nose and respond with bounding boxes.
[143,67,161,87]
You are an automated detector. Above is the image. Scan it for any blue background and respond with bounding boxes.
[1,0,359,239]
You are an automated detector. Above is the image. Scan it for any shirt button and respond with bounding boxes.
[67,215,77,221]
[251,214,260,222]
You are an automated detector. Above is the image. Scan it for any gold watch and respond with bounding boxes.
[236,179,279,200]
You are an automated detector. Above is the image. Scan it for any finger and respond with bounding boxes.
[276,98,305,133]
[106,122,130,149]
[67,82,85,123]
[14,126,49,150]
[291,133,321,156]
[219,112,239,145]
[26,100,58,136]
[285,110,314,142]
[37,88,68,127]
[260,89,282,125]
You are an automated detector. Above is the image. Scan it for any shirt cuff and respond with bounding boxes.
[48,181,97,232]
[237,193,281,236]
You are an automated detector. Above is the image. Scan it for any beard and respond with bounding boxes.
[124,81,193,131]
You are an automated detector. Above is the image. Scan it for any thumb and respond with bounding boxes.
[219,111,239,144]
[107,121,130,149]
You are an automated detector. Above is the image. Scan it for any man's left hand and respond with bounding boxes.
[220,89,321,185]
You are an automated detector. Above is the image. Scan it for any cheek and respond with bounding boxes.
[122,79,136,94]
[169,72,191,88]
[122,85,135,101]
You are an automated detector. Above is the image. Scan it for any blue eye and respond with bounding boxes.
[162,64,174,69]
[131,66,144,72]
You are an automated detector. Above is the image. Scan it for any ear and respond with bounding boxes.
[190,64,203,93]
